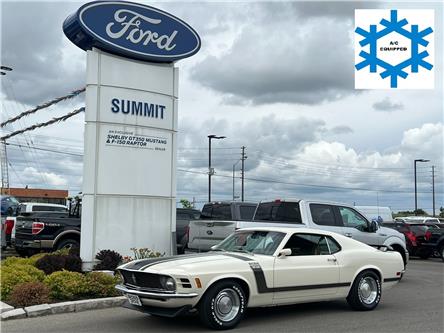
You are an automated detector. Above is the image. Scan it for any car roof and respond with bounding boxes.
[237,226,339,237]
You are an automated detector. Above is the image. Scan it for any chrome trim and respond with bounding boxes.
[53,230,80,245]
[115,284,198,299]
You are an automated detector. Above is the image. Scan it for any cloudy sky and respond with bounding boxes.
[1,0,443,213]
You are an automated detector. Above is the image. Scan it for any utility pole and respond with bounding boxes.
[0,140,9,189]
[207,134,226,202]
[241,146,246,202]
[432,165,435,217]
[414,159,429,215]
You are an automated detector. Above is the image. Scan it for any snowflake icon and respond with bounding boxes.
[355,10,433,88]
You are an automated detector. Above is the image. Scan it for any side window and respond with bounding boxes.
[239,205,256,220]
[283,234,329,256]
[310,204,336,226]
[339,207,368,229]
[326,237,341,254]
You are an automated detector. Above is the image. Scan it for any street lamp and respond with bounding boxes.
[208,134,226,202]
[414,159,429,214]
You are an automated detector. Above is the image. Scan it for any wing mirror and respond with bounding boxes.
[210,245,218,251]
[278,248,292,258]
[369,220,378,232]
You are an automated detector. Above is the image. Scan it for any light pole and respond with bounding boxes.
[232,159,241,201]
[208,134,226,202]
[414,159,429,214]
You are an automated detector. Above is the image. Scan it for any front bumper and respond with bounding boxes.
[122,301,193,318]
[115,284,198,300]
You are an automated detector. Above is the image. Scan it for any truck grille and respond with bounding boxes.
[119,270,163,290]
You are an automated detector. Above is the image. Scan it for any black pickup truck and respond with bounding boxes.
[14,200,81,257]
[421,226,444,261]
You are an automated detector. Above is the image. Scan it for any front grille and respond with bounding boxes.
[119,270,163,290]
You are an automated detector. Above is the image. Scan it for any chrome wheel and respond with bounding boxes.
[358,277,378,305]
[214,288,240,322]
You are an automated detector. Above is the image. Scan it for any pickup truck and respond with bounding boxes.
[14,199,81,256]
[187,201,257,251]
[188,199,409,266]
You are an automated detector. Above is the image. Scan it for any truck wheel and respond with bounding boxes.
[198,280,246,330]
[56,239,80,251]
[347,270,381,311]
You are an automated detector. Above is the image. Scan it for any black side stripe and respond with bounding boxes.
[384,277,401,282]
[249,262,350,293]
[220,253,255,261]
[124,253,214,270]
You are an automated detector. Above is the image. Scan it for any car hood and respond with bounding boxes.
[119,252,256,274]
[379,226,405,240]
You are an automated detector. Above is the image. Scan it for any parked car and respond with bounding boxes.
[420,227,444,261]
[176,208,200,254]
[14,198,81,257]
[1,195,20,216]
[382,221,433,258]
[188,201,257,251]
[116,227,404,330]
[188,199,409,266]
[396,216,441,224]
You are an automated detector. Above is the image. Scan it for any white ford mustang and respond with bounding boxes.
[116,227,404,329]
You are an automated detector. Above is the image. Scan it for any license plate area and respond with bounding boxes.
[126,293,142,306]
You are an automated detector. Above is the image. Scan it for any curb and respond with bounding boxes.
[0,296,126,321]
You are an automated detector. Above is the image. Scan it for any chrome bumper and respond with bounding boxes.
[115,284,198,299]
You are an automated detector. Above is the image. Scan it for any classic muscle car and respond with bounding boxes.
[115,227,404,329]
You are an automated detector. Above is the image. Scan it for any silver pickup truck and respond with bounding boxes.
[187,201,257,251]
[188,199,409,266]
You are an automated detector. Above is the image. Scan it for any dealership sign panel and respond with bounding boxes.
[64,1,200,268]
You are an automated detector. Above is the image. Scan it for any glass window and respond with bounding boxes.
[254,202,302,223]
[326,237,341,254]
[32,206,67,212]
[200,204,232,220]
[283,234,329,256]
[310,204,336,226]
[339,207,368,229]
[214,230,285,255]
[239,205,256,220]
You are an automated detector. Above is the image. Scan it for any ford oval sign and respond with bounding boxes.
[63,1,201,63]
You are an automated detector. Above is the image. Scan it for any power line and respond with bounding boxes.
[1,88,85,128]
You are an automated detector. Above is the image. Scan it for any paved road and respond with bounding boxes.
[2,259,443,333]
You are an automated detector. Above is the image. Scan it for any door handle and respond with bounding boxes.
[344,233,352,237]
[327,258,337,262]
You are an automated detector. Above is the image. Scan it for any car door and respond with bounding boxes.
[273,233,340,302]
[336,206,382,245]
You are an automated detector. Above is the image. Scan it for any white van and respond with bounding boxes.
[355,206,393,224]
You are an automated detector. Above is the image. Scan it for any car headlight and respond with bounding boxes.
[160,276,176,291]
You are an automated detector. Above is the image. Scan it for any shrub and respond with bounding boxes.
[2,256,33,267]
[1,264,45,300]
[8,282,50,307]
[35,255,66,275]
[64,255,82,273]
[94,250,122,271]
[44,270,88,301]
[35,253,83,275]
[84,272,120,298]
[28,253,49,266]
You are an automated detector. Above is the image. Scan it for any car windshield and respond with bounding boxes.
[213,230,285,255]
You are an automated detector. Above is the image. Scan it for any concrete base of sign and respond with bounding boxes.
[80,49,178,269]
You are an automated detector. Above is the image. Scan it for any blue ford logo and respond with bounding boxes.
[63,1,201,63]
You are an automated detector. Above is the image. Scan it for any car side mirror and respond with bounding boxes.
[210,245,218,251]
[369,220,378,232]
[278,248,292,258]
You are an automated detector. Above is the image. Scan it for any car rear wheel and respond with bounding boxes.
[347,270,381,311]
[198,280,246,330]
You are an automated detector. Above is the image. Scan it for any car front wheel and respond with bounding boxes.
[198,280,246,330]
[439,245,444,262]
[347,270,381,311]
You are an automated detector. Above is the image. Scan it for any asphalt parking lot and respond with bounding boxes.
[2,258,443,333]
